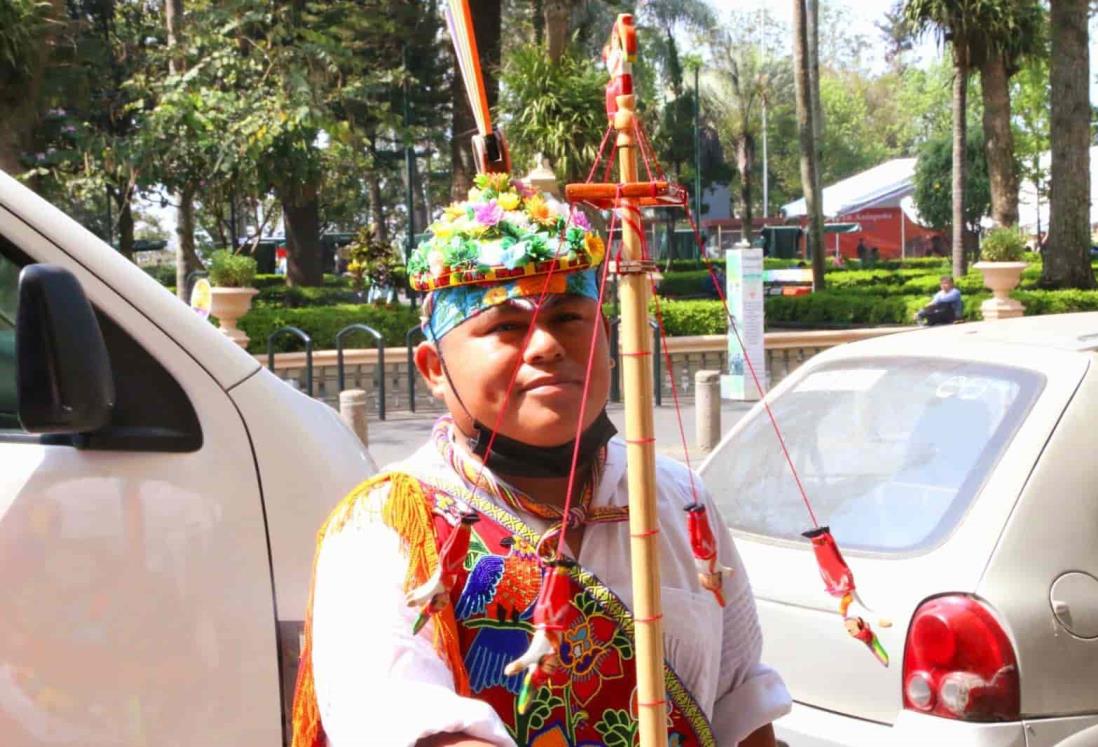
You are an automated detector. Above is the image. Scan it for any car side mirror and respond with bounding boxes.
[17,264,114,433]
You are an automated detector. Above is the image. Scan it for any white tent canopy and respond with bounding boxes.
[783,158,917,219]
[1017,146,1098,233]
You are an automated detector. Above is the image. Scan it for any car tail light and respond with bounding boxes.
[903,595,1019,722]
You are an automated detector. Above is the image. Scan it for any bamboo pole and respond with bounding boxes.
[613,90,667,747]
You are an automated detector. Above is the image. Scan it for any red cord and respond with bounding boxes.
[468,206,577,493]
[647,276,700,504]
[585,126,615,185]
[554,208,620,559]
[679,199,820,528]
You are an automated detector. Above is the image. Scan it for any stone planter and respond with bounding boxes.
[209,287,258,348]
[973,261,1026,320]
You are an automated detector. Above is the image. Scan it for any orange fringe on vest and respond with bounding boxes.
[290,472,471,747]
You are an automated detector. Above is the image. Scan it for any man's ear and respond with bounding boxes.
[414,341,449,401]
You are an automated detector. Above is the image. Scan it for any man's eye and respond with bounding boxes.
[555,312,585,323]
[490,322,524,334]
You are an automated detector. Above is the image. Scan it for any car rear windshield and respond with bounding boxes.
[703,357,1045,553]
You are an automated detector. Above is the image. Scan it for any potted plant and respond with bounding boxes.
[207,249,259,347]
[344,224,402,304]
[973,227,1027,320]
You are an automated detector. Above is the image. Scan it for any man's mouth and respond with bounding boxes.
[521,375,582,392]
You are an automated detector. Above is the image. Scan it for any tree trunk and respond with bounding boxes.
[116,187,135,261]
[544,0,572,63]
[281,193,324,287]
[793,0,825,290]
[166,0,203,299]
[1045,0,1096,289]
[367,168,389,245]
[980,52,1019,227]
[450,0,502,200]
[174,187,203,300]
[951,50,968,279]
[735,136,754,244]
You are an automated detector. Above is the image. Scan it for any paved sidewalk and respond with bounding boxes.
[364,399,756,470]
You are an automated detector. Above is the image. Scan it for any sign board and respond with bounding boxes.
[721,246,766,401]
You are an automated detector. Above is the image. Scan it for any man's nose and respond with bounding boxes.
[523,323,566,363]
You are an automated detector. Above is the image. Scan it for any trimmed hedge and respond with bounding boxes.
[255,285,363,308]
[239,303,421,353]
[656,270,718,298]
[651,299,729,336]
[253,273,352,290]
[1014,289,1098,315]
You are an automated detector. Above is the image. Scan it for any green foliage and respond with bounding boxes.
[656,271,714,298]
[143,264,177,287]
[0,0,50,83]
[1013,289,1098,315]
[207,250,257,288]
[980,226,1027,262]
[650,299,729,336]
[239,303,419,353]
[254,285,362,308]
[913,130,990,232]
[499,44,611,184]
[344,224,402,293]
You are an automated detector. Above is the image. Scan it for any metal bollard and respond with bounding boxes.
[339,389,370,448]
[695,370,721,452]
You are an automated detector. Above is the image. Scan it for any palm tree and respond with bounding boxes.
[793,0,825,289]
[906,0,1043,275]
[1045,0,1096,288]
[904,0,984,278]
[978,0,1043,228]
[706,27,788,247]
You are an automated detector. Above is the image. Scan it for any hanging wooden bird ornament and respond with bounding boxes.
[803,525,891,666]
[503,558,574,714]
[684,503,732,606]
[407,512,480,635]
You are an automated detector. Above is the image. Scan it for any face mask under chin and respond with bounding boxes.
[468,409,617,479]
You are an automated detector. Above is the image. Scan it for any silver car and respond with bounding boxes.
[701,313,1098,746]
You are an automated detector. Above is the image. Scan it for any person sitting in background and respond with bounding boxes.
[915,275,963,326]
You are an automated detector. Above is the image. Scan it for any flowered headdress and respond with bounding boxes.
[409,172,606,341]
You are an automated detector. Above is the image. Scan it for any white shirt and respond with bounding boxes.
[310,433,791,746]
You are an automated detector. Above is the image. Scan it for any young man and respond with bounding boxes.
[915,275,963,326]
[292,174,790,746]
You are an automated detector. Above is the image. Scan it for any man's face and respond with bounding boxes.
[416,295,611,447]
[940,278,954,292]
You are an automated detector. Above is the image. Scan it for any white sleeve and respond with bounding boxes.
[703,489,792,746]
[310,493,516,747]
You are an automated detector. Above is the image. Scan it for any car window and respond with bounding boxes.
[703,357,1044,553]
[0,237,201,450]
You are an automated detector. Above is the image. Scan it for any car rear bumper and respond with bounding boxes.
[775,701,1027,747]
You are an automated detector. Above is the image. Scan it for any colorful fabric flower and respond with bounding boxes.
[569,210,592,231]
[558,610,625,706]
[497,192,521,211]
[525,195,556,227]
[474,200,504,228]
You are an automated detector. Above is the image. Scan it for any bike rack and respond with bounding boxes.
[335,324,386,421]
[405,325,426,413]
[267,326,313,397]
